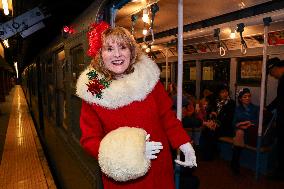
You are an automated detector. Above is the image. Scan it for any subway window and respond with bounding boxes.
[70,45,85,85]
[183,61,196,96]
[201,59,230,94]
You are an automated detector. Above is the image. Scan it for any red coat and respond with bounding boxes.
[77,55,190,189]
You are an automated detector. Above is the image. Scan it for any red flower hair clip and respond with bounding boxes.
[87,21,110,58]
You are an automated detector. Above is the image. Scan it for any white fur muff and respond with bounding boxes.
[98,127,151,182]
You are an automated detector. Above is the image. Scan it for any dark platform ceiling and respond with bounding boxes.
[9,0,94,70]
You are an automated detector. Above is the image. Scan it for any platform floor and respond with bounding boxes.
[0,86,56,189]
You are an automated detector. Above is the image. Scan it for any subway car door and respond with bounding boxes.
[47,58,55,121]
[55,49,67,130]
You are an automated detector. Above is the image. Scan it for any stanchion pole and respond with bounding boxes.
[175,0,183,188]
[256,17,271,180]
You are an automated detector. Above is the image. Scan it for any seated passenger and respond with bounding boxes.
[231,88,259,175]
[201,88,216,113]
[195,98,217,130]
[196,98,218,161]
[215,85,236,137]
[182,100,202,129]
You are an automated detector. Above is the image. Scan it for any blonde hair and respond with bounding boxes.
[91,27,142,81]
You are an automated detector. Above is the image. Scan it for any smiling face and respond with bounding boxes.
[92,27,140,80]
[102,39,131,75]
[101,38,131,76]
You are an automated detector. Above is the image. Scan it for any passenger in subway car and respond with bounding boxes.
[76,22,197,189]
[266,57,284,180]
[182,100,202,130]
[231,88,259,175]
[214,85,236,138]
[196,98,218,161]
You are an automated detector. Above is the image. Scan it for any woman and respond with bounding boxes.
[196,98,218,160]
[182,100,202,129]
[231,88,259,174]
[76,22,196,189]
[215,85,235,137]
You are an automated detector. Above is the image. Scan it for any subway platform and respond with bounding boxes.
[0,86,56,189]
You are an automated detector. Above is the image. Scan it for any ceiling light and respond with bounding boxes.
[142,44,147,49]
[145,47,151,53]
[238,2,246,9]
[142,28,148,35]
[142,9,150,23]
[230,28,236,39]
[230,32,236,39]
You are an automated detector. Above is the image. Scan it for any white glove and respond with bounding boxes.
[145,134,163,160]
[175,142,197,168]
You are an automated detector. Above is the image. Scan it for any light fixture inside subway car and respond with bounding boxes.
[230,28,236,39]
[142,8,150,23]
[142,28,148,35]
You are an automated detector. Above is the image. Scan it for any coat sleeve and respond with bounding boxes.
[80,100,105,159]
[153,82,190,149]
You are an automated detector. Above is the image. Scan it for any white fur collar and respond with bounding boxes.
[76,55,160,109]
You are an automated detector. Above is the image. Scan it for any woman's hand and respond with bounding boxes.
[203,120,217,130]
[145,134,163,160]
[175,142,197,168]
[236,121,254,129]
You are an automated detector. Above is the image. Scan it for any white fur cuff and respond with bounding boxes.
[98,127,151,182]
